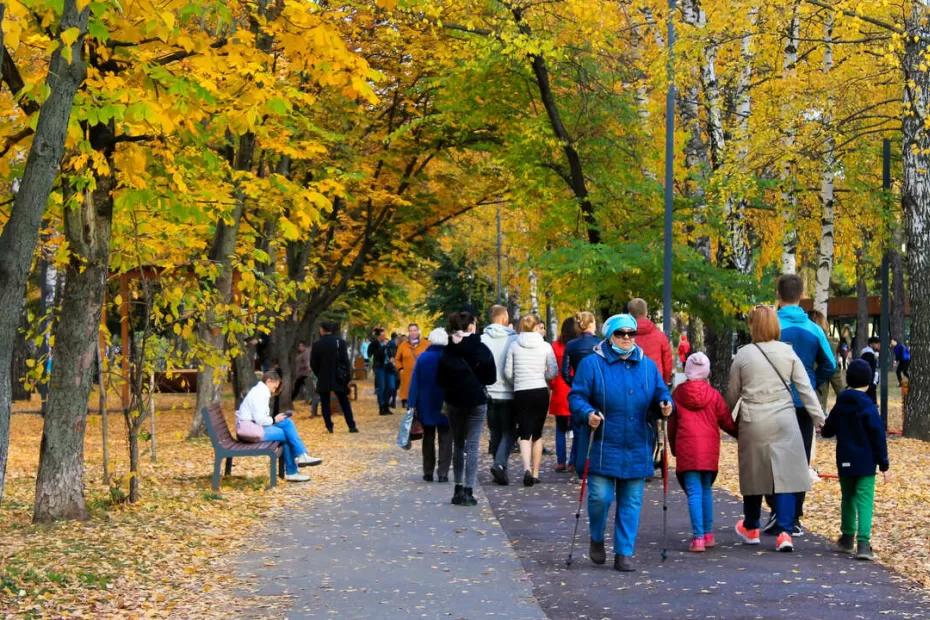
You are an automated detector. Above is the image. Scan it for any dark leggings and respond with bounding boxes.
[514,388,550,441]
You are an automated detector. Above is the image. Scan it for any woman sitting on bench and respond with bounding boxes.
[237,370,322,482]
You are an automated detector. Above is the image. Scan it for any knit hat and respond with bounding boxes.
[428,328,449,346]
[684,352,711,381]
[601,313,637,338]
[846,359,872,389]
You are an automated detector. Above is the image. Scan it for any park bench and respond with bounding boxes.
[202,403,284,491]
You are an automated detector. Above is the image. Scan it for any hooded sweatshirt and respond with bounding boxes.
[481,323,517,400]
[436,333,497,409]
[669,379,737,474]
[778,304,836,405]
[505,331,558,392]
[635,316,673,383]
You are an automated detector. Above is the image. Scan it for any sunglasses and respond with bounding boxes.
[612,330,637,339]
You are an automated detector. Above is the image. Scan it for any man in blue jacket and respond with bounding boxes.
[772,274,836,535]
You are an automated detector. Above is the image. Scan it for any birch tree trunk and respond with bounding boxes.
[780,9,800,275]
[813,14,836,317]
[0,0,89,504]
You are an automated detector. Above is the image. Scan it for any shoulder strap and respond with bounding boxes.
[752,343,794,400]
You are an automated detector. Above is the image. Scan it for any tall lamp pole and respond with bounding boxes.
[880,139,891,429]
[663,0,677,339]
[496,204,503,304]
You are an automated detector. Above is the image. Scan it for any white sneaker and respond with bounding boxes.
[285,473,311,482]
[295,454,323,467]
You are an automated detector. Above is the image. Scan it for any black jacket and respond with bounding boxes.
[436,333,497,409]
[821,389,889,477]
[310,334,350,394]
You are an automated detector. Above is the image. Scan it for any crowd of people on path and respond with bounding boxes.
[390,274,892,573]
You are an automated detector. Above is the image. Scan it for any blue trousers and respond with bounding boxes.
[555,416,570,465]
[374,367,396,407]
[587,475,645,557]
[744,493,795,534]
[262,418,308,475]
[681,471,715,537]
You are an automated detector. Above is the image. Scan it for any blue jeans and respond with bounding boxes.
[447,404,487,488]
[588,475,645,557]
[262,418,308,475]
[374,367,396,408]
[490,399,517,471]
[555,416,570,465]
[681,471,715,537]
[744,493,796,534]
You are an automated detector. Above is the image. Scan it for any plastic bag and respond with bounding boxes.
[396,407,414,450]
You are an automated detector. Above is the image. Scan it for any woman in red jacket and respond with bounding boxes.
[549,318,576,472]
[669,352,737,552]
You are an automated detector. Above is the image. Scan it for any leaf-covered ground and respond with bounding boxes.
[1,383,395,618]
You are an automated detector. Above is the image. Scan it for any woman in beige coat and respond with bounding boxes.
[727,306,825,553]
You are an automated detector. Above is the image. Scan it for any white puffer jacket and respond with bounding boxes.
[504,332,558,392]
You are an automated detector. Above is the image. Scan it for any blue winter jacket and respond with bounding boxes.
[821,388,889,477]
[408,345,448,427]
[778,305,836,406]
[569,342,670,479]
[561,333,600,385]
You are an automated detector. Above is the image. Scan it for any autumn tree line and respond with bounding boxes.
[0,0,927,522]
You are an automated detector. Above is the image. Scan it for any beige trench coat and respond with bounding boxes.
[726,341,826,496]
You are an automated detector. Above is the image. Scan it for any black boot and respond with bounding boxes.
[451,484,465,505]
[835,534,854,554]
[463,487,478,506]
[856,540,874,561]
[589,540,606,565]
[614,554,635,572]
[423,473,433,482]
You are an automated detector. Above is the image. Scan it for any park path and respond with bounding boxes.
[238,424,929,619]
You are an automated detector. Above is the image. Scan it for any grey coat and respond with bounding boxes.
[726,341,826,496]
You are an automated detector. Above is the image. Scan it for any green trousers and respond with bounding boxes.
[840,475,875,542]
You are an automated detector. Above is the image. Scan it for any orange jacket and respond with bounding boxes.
[395,339,429,401]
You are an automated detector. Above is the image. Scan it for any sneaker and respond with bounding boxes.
[523,470,534,487]
[735,520,761,545]
[761,513,779,536]
[423,473,434,482]
[490,464,509,486]
[689,537,706,553]
[703,533,716,548]
[295,454,323,467]
[776,532,794,552]
[589,540,606,565]
[284,473,311,482]
[835,534,855,554]
[855,540,874,561]
[791,521,805,536]
[613,554,635,572]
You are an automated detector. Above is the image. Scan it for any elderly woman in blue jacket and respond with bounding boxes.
[569,313,672,572]
[408,328,451,483]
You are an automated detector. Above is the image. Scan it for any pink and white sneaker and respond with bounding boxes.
[689,537,706,553]
[703,533,716,548]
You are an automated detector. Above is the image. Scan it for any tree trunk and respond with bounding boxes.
[11,309,32,401]
[231,343,257,409]
[891,226,906,341]
[270,317,301,411]
[34,168,114,523]
[855,255,870,353]
[902,6,930,439]
[780,8,800,275]
[704,323,732,394]
[128,422,140,503]
[0,0,89,504]
[813,13,836,317]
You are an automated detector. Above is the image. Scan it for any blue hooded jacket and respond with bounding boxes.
[408,345,448,427]
[778,305,836,406]
[821,388,889,477]
[569,342,670,479]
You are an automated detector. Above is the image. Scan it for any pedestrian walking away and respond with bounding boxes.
[408,328,452,483]
[728,306,826,553]
[505,314,558,487]
[562,311,599,469]
[669,352,737,552]
[481,305,518,485]
[568,313,672,572]
[892,337,911,386]
[370,328,398,415]
[859,336,881,404]
[821,359,891,561]
[550,318,576,473]
[437,311,497,507]
[310,321,359,433]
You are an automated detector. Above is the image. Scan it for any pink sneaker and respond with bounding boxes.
[735,519,760,545]
[689,537,706,553]
[703,533,716,548]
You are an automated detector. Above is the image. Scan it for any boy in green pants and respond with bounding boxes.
[821,359,890,560]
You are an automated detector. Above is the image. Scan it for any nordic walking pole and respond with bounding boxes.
[566,414,601,567]
[660,410,670,562]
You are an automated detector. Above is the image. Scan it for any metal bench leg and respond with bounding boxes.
[212,456,223,491]
[225,457,233,476]
[269,455,277,489]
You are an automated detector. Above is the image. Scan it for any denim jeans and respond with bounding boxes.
[262,417,308,475]
[587,475,645,557]
[555,416,570,465]
[489,399,517,471]
[744,493,795,534]
[374,367,396,407]
[319,390,358,431]
[681,471,715,537]
[447,404,487,488]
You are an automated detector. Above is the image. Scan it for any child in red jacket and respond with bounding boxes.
[669,352,737,552]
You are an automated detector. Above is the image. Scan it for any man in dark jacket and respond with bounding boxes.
[310,321,359,434]
[859,336,881,404]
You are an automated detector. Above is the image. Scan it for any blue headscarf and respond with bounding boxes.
[602,313,638,356]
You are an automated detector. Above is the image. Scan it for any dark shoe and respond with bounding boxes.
[761,513,779,536]
[835,534,855,554]
[490,464,509,486]
[554,464,568,473]
[349,427,359,433]
[423,473,434,482]
[614,554,635,572]
[463,487,478,506]
[523,470,534,487]
[451,484,465,505]
[437,475,449,483]
[532,476,541,485]
[856,540,874,561]
[326,427,334,434]
[589,541,606,565]
[792,521,805,537]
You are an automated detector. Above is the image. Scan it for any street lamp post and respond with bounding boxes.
[663,0,677,339]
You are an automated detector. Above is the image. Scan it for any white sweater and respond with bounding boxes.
[504,332,558,392]
[236,381,275,427]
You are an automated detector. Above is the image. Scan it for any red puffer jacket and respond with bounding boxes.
[548,341,571,416]
[635,317,673,383]
[669,380,737,473]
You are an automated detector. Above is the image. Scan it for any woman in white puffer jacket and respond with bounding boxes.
[505,315,558,487]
